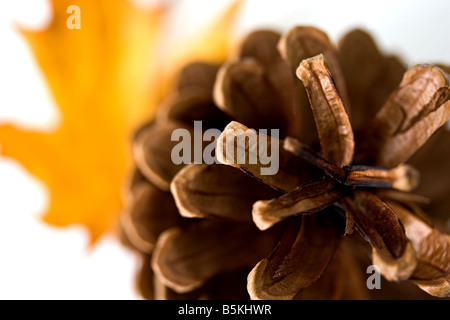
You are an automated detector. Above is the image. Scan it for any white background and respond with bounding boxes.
[0,0,449,299]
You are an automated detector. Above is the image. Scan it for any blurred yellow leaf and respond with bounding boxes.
[0,0,241,243]
[161,0,243,93]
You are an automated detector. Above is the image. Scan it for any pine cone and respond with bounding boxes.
[120,27,450,300]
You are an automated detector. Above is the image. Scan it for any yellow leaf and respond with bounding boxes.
[0,0,241,243]
[161,0,243,94]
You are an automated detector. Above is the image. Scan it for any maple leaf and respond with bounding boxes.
[0,0,241,243]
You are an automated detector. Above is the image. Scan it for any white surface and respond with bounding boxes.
[0,0,449,300]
